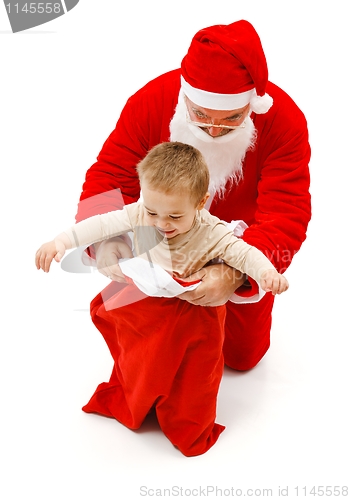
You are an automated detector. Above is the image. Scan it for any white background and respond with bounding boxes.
[1,1,349,499]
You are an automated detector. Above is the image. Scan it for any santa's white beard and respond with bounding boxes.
[170,91,257,197]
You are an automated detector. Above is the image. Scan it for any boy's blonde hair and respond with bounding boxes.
[137,142,209,206]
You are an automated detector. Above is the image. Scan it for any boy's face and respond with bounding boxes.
[141,181,209,239]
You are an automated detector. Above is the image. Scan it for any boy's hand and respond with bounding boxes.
[95,236,133,282]
[35,240,66,273]
[260,269,289,295]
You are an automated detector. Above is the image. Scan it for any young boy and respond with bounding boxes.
[35,142,288,457]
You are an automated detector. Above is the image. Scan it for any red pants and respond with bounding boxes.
[223,292,275,371]
[82,282,226,457]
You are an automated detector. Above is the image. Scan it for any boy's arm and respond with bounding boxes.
[35,206,135,273]
[220,237,289,295]
[198,219,288,296]
[63,206,134,248]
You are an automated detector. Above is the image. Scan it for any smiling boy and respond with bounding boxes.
[35,142,288,456]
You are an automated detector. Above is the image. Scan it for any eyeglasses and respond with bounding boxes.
[185,102,247,130]
[185,110,246,130]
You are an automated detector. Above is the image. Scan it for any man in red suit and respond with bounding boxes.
[76,20,311,372]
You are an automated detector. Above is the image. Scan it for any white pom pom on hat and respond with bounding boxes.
[181,20,273,114]
[250,91,274,114]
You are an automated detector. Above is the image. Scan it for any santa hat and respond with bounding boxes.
[181,20,273,114]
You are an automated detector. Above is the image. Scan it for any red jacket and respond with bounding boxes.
[76,68,311,273]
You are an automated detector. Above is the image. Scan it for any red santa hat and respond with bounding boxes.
[181,20,273,114]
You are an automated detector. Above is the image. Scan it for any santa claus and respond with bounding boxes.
[76,20,311,455]
[77,19,310,370]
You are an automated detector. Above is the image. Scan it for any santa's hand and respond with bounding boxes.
[95,236,133,282]
[260,269,289,295]
[178,263,246,306]
[35,240,66,273]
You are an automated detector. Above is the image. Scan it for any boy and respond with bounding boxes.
[35,142,288,457]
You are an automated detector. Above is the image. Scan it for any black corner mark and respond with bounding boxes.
[64,0,79,11]
[3,0,80,33]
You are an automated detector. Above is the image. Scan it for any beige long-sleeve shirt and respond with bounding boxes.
[61,201,275,284]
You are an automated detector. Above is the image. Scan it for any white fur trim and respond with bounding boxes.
[181,77,273,114]
[250,93,273,114]
[181,76,254,110]
[225,219,249,237]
